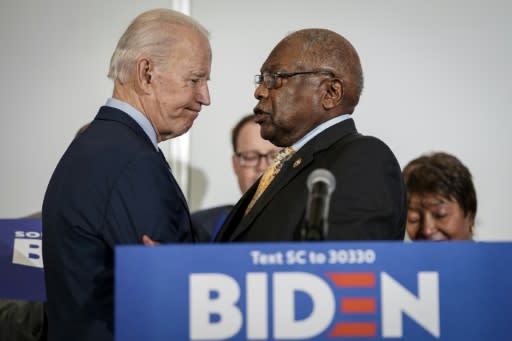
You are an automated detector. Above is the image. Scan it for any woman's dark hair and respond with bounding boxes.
[403,152,477,218]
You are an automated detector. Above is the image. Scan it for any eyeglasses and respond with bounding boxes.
[235,150,280,167]
[254,70,335,89]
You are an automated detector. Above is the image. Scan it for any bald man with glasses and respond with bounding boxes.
[215,28,406,242]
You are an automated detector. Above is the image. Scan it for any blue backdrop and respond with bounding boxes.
[0,219,45,301]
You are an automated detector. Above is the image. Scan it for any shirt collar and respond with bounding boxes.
[105,98,159,150]
[292,114,351,151]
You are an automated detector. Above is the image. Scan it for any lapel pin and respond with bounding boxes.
[293,158,302,168]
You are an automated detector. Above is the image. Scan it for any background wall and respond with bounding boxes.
[0,0,177,216]
[0,0,510,240]
[188,0,512,240]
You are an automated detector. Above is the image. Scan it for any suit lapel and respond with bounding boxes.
[95,106,153,147]
[95,106,190,210]
[158,148,189,210]
[226,118,359,241]
[227,151,314,240]
[215,185,257,241]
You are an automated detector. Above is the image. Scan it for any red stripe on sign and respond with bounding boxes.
[326,272,376,287]
[341,297,376,314]
[329,322,377,337]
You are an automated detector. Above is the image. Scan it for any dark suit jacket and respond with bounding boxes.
[191,205,233,242]
[215,118,406,242]
[42,106,192,341]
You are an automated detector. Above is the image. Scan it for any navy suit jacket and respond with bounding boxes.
[215,118,406,242]
[42,106,192,341]
[191,205,233,242]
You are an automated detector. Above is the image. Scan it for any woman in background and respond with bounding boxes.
[402,152,477,241]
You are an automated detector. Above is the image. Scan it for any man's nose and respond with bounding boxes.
[255,156,269,172]
[197,82,211,106]
[254,83,269,100]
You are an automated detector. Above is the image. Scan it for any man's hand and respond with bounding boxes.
[142,235,160,246]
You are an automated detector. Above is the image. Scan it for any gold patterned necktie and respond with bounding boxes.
[245,146,295,214]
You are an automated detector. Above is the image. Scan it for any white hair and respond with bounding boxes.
[108,8,209,83]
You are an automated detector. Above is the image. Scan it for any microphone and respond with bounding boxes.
[301,169,336,241]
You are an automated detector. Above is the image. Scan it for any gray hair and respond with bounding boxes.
[108,8,209,83]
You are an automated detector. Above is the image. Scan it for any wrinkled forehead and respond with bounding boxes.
[261,37,312,72]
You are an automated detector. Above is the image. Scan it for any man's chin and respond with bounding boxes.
[259,124,274,141]
[158,133,175,142]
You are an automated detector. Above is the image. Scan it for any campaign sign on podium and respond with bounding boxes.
[115,242,512,340]
[0,219,45,301]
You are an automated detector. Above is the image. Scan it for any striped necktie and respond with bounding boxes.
[245,147,295,214]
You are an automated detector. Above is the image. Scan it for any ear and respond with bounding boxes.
[136,58,153,93]
[466,212,476,235]
[322,79,344,110]
[231,154,239,172]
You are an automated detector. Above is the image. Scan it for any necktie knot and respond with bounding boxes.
[272,147,294,165]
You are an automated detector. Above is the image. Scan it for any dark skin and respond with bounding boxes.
[406,193,474,240]
[144,29,360,246]
[253,29,349,147]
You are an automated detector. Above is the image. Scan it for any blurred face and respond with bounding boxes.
[143,27,211,141]
[231,121,280,193]
[253,38,329,147]
[406,193,474,240]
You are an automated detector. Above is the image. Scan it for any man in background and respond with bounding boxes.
[215,28,406,242]
[192,114,280,241]
[42,9,211,341]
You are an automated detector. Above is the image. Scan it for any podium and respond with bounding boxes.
[115,241,512,340]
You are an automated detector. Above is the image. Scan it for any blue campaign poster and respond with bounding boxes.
[0,219,45,301]
[115,241,512,341]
